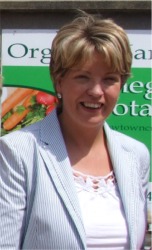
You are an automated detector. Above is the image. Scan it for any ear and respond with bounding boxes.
[56,77,62,93]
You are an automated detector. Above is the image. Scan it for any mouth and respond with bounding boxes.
[81,102,102,109]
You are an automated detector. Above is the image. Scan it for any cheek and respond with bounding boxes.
[62,94,74,107]
[106,86,121,100]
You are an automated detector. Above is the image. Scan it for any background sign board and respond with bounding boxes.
[1,29,152,231]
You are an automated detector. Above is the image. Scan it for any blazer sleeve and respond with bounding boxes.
[138,143,150,198]
[0,136,27,249]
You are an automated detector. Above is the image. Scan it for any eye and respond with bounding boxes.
[75,75,89,80]
[104,76,120,85]
[74,74,90,83]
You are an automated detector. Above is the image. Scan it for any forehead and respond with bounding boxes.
[73,52,113,72]
[80,49,116,68]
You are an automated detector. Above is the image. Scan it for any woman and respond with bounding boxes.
[0,12,150,249]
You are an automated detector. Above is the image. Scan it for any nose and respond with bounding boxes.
[87,82,104,97]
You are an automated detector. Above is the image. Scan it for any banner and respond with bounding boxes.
[2,30,57,93]
[1,29,152,248]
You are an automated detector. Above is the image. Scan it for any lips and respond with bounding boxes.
[81,102,102,109]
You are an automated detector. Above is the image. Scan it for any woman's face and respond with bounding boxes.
[56,52,122,129]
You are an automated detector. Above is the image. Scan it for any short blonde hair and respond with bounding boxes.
[50,11,132,87]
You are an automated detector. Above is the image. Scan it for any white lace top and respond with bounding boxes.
[73,170,130,250]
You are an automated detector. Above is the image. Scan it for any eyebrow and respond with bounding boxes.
[70,68,90,74]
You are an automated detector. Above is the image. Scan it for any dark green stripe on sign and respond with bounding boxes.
[2,66,55,95]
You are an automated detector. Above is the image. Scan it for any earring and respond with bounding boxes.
[57,93,62,99]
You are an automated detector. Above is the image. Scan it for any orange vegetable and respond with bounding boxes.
[2,88,34,117]
[3,90,39,131]
[3,109,29,131]
[23,90,39,107]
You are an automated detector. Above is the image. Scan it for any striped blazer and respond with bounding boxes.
[0,109,150,249]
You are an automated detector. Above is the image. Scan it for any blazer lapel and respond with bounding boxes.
[104,123,139,249]
[39,110,86,249]
[37,112,139,249]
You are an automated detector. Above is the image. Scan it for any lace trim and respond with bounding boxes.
[73,169,117,194]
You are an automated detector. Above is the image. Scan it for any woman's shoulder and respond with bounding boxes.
[0,119,42,145]
[114,129,148,151]
[0,110,59,154]
[105,122,150,156]
[0,119,49,163]
[108,126,150,176]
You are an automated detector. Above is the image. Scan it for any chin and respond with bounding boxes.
[83,118,104,128]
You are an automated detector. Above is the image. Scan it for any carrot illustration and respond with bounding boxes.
[3,109,29,131]
[23,90,39,107]
[3,90,39,131]
[2,88,34,117]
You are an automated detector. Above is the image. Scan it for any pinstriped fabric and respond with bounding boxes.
[0,110,86,249]
[104,122,150,249]
[0,137,27,249]
[39,112,86,233]
[22,156,83,249]
[0,109,150,249]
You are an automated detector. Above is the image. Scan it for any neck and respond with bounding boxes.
[58,113,105,150]
[58,113,111,176]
